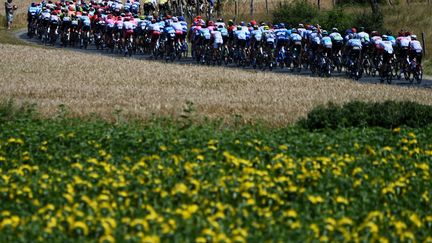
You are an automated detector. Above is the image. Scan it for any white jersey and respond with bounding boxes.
[149,23,160,32]
[123,21,136,30]
[398,36,411,48]
[379,40,394,54]
[235,30,247,40]
[215,22,225,28]
[409,40,422,52]
[212,31,223,44]
[356,31,370,43]
[171,22,183,31]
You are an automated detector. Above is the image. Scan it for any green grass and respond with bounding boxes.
[0,101,432,242]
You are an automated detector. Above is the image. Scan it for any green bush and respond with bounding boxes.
[316,7,354,33]
[298,101,432,129]
[352,11,385,33]
[272,0,319,26]
[272,1,384,31]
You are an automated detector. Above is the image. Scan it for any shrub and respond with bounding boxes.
[316,7,354,33]
[272,0,319,26]
[298,100,432,129]
[272,1,384,31]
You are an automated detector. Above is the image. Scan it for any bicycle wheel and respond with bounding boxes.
[416,65,423,84]
[386,66,393,84]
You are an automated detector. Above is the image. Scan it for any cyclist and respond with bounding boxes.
[408,35,423,65]
[378,35,395,80]
[345,34,362,67]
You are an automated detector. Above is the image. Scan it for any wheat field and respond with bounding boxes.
[1,43,431,126]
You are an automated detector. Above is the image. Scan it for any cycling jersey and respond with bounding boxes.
[235,29,247,40]
[123,21,136,30]
[347,39,362,50]
[275,28,289,41]
[297,28,306,38]
[200,28,211,40]
[28,6,39,16]
[379,40,394,54]
[264,30,275,43]
[321,36,332,48]
[330,32,343,43]
[212,30,223,44]
[397,36,411,48]
[356,31,370,44]
[215,22,225,28]
[81,15,91,26]
[251,29,262,41]
[409,40,422,52]
[290,33,302,45]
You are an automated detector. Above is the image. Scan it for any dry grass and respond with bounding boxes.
[1,43,431,126]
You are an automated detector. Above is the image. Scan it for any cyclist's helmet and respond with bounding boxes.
[240,21,245,26]
[291,28,297,33]
[178,16,185,21]
[250,20,256,26]
[332,27,338,33]
[322,30,328,36]
[172,17,178,22]
[217,18,223,22]
[228,19,234,25]
[273,24,279,29]
[124,17,130,21]
[139,15,145,20]
[279,23,285,28]
[298,23,304,28]
[359,27,365,32]
[411,35,417,40]
[208,20,214,26]
[253,25,258,30]
[263,26,269,31]
[237,26,242,30]
[382,35,388,41]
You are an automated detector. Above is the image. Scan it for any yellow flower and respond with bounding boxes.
[72,221,89,236]
[310,223,320,238]
[172,183,188,195]
[130,219,149,231]
[283,209,297,218]
[393,220,406,234]
[409,213,422,228]
[99,235,115,243]
[335,196,349,205]
[337,217,353,226]
[141,235,160,243]
[159,145,167,151]
[400,231,415,241]
[308,195,324,204]
[278,144,288,150]
[392,127,401,133]
[364,222,379,234]
[195,237,207,243]
[7,137,24,145]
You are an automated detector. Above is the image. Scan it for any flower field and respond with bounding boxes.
[1,116,432,242]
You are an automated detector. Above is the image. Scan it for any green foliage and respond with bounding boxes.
[353,11,385,33]
[272,0,318,26]
[272,1,384,31]
[0,103,432,241]
[316,7,354,32]
[299,100,432,130]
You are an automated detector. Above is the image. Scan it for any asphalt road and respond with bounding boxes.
[17,31,432,89]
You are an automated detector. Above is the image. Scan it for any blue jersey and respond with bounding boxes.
[275,28,289,41]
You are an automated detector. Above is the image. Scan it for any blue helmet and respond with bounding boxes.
[279,23,285,28]
[178,16,185,21]
[274,24,279,29]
